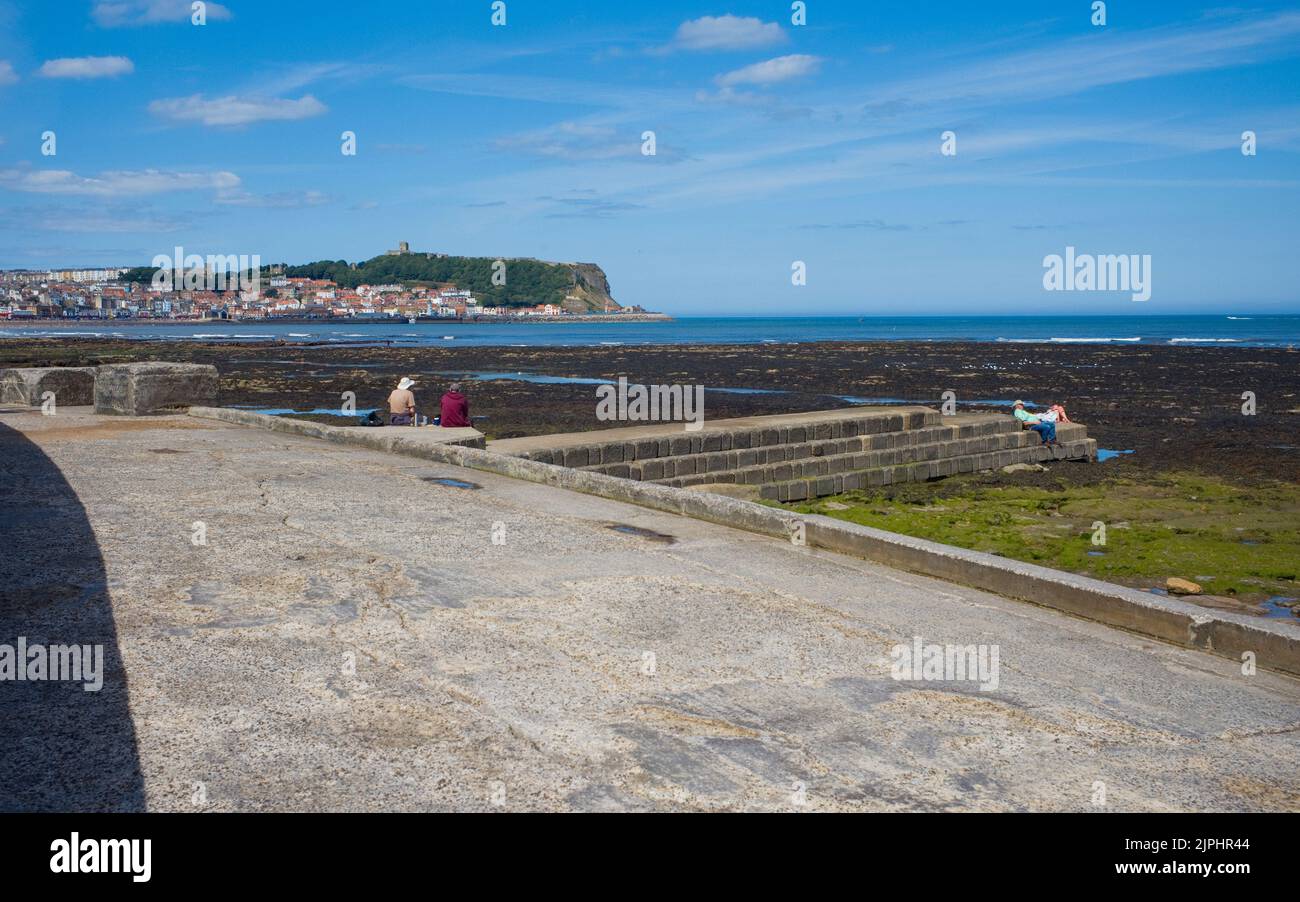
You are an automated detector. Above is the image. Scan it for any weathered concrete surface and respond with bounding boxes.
[94,362,217,416]
[0,367,97,407]
[191,406,1300,677]
[2,406,1298,812]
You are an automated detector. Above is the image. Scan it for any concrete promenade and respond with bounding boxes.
[1,406,1297,811]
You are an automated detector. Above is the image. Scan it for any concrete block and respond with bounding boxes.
[0,367,97,407]
[562,447,590,468]
[94,362,217,416]
[670,436,692,456]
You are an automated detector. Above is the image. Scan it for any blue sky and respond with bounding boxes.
[0,0,1298,314]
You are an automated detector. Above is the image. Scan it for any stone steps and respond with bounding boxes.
[656,423,1091,490]
[491,406,1096,498]
[507,407,939,468]
[753,437,1097,502]
[586,416,1030,480]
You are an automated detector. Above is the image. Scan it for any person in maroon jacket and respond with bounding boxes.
[439,382,471,428]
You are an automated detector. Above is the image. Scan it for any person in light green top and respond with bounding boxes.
[1013,400,1057,445]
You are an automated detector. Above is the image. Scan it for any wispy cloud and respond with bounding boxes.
[716,54,822,87]
[800,219,912,232]
[214,188,330,208]
[399,71,682,111]
[11,203,190,233]
[848,10,1300,116]
[148,93,327,126]
[251,61,373,97]
[538,194,645,219]
[39,56,134,79]
[92,0,232,27]
[0,60,16,85]
[493,121,644,161]
[661,15,786,52]
[0,167,239,197]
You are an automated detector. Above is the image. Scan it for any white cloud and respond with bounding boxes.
[0,60,17,85]
[39,56,134,79]
[493,121,631,160]
[716,54,822,87]
[669,15,785,52]
[148,93,327,126]
[0,167,240,197]
[214,189,330,208]
[92,0,232,27]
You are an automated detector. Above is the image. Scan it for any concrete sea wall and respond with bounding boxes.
[190,405,1300,678]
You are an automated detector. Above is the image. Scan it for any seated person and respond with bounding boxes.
[1012,399,1057,445]
[439,382,471,428]
[388,377,418,425]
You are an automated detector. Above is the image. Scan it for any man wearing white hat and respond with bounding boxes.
[1012,399,1056,446]
[388,377,418,426]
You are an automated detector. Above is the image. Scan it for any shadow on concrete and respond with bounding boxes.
[0,420,146,811]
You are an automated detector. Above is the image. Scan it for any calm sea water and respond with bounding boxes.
[4,315,1298,348]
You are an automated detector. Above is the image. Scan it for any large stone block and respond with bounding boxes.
[94,362,218,416]
[0,367,97,407]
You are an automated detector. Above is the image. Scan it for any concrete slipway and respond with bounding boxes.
[1,406,1298,812]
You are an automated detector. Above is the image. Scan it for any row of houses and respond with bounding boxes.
[0,271,570,320]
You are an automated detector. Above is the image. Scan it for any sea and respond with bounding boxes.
[2,314,1298,349]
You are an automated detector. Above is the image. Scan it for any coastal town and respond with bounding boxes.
[0,264,653,322]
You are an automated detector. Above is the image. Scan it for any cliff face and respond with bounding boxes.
[563,262,620,313]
